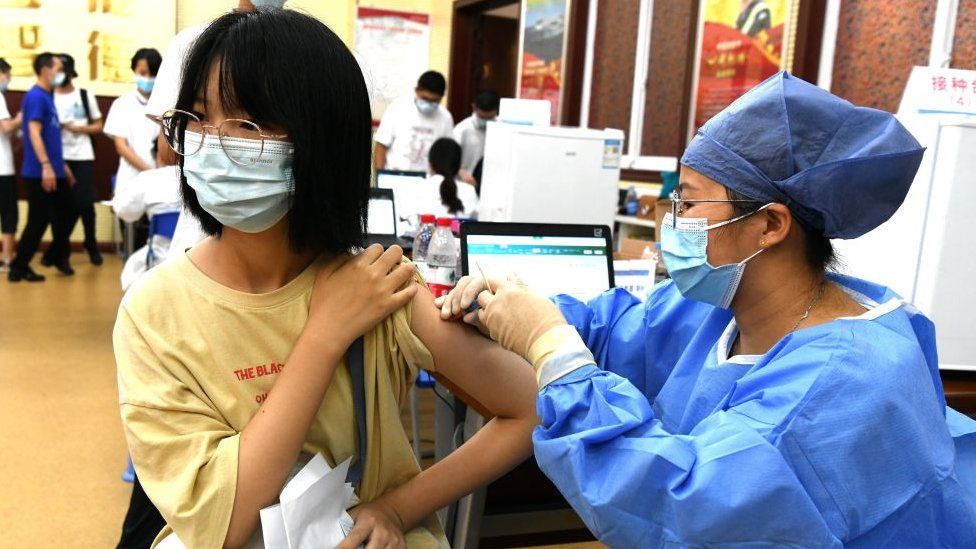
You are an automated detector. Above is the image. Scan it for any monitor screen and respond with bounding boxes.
[366,197,396,235]
[465,234,612,301]
[376,171,427,235]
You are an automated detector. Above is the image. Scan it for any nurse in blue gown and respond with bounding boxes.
[437,72,976,547]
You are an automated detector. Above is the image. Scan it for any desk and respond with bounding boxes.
[943,370,976,416]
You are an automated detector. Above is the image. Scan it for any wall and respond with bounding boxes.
[587,0,640,143]
[175,0,454,86]
[952,0,976,69]
[640,0,698,158]
[830,0,936,112]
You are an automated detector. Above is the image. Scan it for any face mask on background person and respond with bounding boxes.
[51,71,66,87]
[136,76,155,94]
[659,204,771,309]
[474,117,490,130]
[415,98,438,116]
[0,77,9,93]
[182,131,295,233]
[250,0,288,9]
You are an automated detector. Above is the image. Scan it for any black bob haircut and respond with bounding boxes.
[474,90,500,112]
[417,70,446,96]
[0,57,11,74]
[176,10,372,254]
[32,52,58,75]
[131,48,162,76]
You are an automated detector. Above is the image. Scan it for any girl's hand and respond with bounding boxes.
[335,501,406,549]
[305,244,418,352]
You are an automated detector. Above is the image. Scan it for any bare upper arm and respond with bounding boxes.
[409,286,538,420]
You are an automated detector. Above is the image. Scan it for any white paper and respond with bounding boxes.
[614,259,657,301]
[260,455,362,549]
[260,504,288,549]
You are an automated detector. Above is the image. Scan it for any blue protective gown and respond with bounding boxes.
[535,274,976,548]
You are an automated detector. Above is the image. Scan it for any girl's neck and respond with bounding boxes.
[188,218,321,294]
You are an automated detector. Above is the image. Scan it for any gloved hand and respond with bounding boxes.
[473,276,569,361]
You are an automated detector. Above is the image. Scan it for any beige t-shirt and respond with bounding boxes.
[114,252,448,548]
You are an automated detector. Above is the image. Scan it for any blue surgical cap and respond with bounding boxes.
[680,71,924,239]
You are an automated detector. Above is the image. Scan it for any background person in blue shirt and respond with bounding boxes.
[8,52,77,282]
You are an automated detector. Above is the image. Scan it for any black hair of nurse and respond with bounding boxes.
[175,10,372,253]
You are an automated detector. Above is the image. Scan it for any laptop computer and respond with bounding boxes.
[365,187,408,249]
[461,222,615,301]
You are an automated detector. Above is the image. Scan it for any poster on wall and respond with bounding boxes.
[690,0,795,134]
[0,0,175,96]
[355,7,431,123]
[518,0,571,126]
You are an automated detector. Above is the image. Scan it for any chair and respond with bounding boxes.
[145,211,180,269]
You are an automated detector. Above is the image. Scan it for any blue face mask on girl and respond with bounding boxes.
[660,204,771,309]
[182,131,296,233]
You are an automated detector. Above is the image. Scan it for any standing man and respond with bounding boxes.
[453,89,499,180]
[0,58,22,272]
[373,70,454,173]
[8,52,76,282]
[104,48,161,196]
[53,53,103,266]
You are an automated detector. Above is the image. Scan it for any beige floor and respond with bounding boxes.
[0,254,601,549]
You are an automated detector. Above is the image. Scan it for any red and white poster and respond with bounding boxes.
[355,7,431,123]
[518,0,571,126]
[690,0,794,133]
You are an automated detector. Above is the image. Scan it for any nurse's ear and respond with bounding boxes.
[756,204,793,250]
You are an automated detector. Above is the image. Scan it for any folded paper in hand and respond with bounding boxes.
[260,453,361,549]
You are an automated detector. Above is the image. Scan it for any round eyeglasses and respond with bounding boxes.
[148,109,290,167]
[668,190,759,219]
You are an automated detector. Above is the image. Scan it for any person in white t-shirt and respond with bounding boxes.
[53,53,104,266]
[453,90,499,178]
[104,49,161,193]
[373,71,454,173]
[421,138,478,219]
[112,142,206,292]
[0,58,22,271]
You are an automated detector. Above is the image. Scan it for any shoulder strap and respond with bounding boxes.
[79,88,93,123]
[79,88,96,151]
[347,336,367,487]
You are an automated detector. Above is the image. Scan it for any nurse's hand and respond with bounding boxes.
[306,244,418,351]
[476,278,569,360]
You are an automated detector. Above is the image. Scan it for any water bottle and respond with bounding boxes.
[426,217,458,298]
[412,214,436,279]
[625,185,639,216]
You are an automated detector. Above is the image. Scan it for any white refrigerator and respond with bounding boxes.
[479,123,624,229]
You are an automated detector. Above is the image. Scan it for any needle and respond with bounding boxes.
[475,261,493,293]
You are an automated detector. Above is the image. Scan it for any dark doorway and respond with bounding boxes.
[448,0,520,122]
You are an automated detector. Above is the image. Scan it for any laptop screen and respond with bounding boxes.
[367,195,396,236]
[464,230,613,301]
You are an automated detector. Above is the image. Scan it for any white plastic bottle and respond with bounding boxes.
[412,214,436,279]
[426,217,457,298]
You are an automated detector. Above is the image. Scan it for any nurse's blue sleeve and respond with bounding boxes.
[554,282,718,398]
[534,365,840,548]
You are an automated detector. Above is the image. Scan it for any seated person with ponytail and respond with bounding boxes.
[422,137,478,219]
[114,10,536,548]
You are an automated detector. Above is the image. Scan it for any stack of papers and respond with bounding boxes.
[613,259,657,301]
[260,454,361,549]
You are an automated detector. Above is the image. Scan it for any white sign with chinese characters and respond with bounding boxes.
[900,66,976,117]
